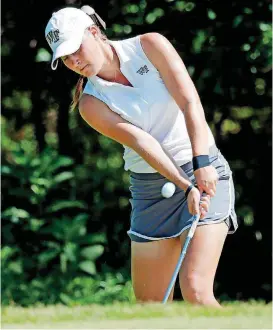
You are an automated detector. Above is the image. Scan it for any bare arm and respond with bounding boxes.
[140,32,209,156]
[79,94,192,192]
[79,95,211,217]
[140,33,218,196]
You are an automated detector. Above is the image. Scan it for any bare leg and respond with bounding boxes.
[131,237,181,302]
[179,221,229,307]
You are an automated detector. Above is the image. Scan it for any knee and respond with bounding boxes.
[180,272,214,305]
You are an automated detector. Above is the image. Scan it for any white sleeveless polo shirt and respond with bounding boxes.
[83,35,215,173]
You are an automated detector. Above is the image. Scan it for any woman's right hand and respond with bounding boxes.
[187,186,210,219]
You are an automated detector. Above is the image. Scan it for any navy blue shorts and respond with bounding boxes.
[127,146,238,242]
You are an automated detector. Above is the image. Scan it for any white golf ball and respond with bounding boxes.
[161,182,176,198]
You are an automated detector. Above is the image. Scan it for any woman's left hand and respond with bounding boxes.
[194,165,219,197]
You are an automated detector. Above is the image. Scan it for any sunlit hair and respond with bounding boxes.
[70,26,107,112]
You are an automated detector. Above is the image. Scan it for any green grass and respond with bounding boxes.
[2,301,272,329]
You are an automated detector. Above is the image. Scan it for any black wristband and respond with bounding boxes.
[185,184,194,198]
[192,155,210,171]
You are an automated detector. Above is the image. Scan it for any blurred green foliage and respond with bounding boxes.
[1,0,272,305]
[2,243,134,306]
[1,116,132,305]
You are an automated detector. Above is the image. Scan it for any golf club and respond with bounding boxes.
[162,213,201,304]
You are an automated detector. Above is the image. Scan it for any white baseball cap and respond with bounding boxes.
[45,7,95,70]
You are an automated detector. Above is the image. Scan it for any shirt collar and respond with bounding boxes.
[88,39,130,86]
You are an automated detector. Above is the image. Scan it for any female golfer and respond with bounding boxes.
[45,7,238,306]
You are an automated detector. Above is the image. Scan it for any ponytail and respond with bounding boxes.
[70,6,107,112]
[81,5,106,31]
[70,75,85,112]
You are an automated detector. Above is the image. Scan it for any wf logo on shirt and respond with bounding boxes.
[136,65,149,75]
[46,29,60,44]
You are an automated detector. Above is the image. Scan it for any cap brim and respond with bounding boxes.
[51,36,83,70]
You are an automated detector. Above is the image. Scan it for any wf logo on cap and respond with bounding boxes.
[46,29,60,44]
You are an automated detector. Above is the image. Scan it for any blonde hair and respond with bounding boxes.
[70,76,86,112]
[70,26,107,112]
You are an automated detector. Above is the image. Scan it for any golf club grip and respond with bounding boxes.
[162,214,200,304]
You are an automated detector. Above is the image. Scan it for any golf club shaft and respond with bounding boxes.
[162,214,200,304]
